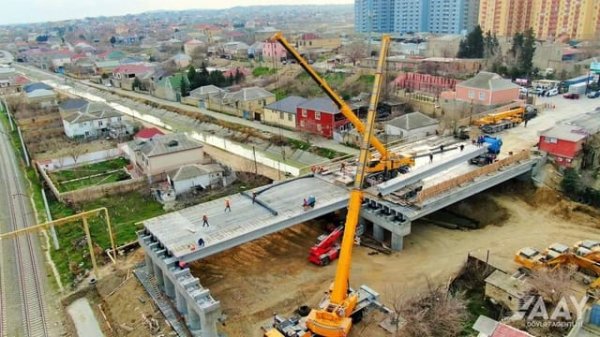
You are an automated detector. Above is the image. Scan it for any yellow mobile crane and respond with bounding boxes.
[272,32,414,176]
[264,35,392,337]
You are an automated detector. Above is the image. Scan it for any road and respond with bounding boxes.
[13,64,359,156]
[0,110,53,336]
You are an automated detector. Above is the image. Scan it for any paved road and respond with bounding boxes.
[14,64,359,156]
[0,109,53,337]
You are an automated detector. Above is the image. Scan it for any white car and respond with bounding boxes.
[519,87,529,94]
[547,88,559,96]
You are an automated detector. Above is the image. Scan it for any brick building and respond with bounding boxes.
[393,72,458,96]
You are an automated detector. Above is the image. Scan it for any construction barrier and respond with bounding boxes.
[416,150,530,204]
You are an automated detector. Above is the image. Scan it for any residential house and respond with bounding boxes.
[263,96,306,129]
[384,112,439,140]
[59,102,125,139]
[167,163,225,195]
[120,133,205,182]
[23,82,53,93]
[393,72,458,96]
[184,39,204,56]
[134,127,164,141]
[473,315,534,337]
[296,97,351,139]
[58,98,88,114]
[111,64,153,90]
[538,110,600,170]
[295,33,342,53]
[263,41,288,61]
[25,88,57,109]
[95,50,126,62]
[170,54,191,69]
[0,67,28,94]
[221,41,250,59]
[94,60,120,76]
[182,85,226,108]
[361,56,483,77]
[484,269,532,312]
[248,42,264,59]
[151,73,189,102]
[217,86,276,120]
[455,72,520,106]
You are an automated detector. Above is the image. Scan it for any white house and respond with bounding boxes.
[384,112,439,140]
[60,102,124,138]
[167,163,225,195]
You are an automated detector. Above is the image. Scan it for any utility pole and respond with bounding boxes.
[252,145,258,175]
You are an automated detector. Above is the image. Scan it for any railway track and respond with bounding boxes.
[0,121,49,336]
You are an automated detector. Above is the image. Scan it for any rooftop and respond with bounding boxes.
[135,127,165,140]
[129,133,203,157]
[541,124,589,142]
[485,270,531,298]
[61,103,122,124]
[458,72,520,91]
[189,85,225,98]
[386,112,438,130]
[223,86,274,102]
[265,96,307,114]
[297,97,340,114]
[59,98,88,111]
[168,164,224,182]
[23,82,52,93]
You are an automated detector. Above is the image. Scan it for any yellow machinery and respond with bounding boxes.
[263,35,393,337]
[271,32,414,176]
[472,107,526,127]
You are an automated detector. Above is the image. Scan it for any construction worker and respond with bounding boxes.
[202,214,209,227]
[429,153,434,163]
[252,192,257,204]
[440,144,444,152]
[524,119,529,128]
[460,144,465,151]
[224,199,231,212]
[198,238,205,247]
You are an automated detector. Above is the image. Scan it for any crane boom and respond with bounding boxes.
[272,32,389,161]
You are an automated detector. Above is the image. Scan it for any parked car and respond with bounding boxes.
[547,88,559,96]
[563,93,580,99]
[519,87,529,94]
[587,91,600,99]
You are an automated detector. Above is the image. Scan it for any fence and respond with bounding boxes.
[60,177,148,203]
[416,150,530,204]
[37,148,123,171]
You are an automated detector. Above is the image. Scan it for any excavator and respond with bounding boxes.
[263,34,393,337]
[272,32,415,177]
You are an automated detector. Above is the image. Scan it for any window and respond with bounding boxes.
[98,121,103,126]
[280,112,284,120]
[288,114,293,121]
[545,137,557,144]
[315,111,321,120]
[468,90,475,99]
[317,124,322,132]
[301,109,307,117]
[479,92,486,100]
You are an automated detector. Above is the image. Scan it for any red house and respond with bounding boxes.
[296,97,350,139]
[538,125,588,168]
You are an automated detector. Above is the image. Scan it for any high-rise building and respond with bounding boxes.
[479,0,600,40]
[355,0,480,34]
[355,0,395,33]
[531,0,600,40]
[478,0,534,37]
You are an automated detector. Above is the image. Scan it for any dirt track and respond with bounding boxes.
[187,182,600,337]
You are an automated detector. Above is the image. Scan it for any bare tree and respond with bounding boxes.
[387,281,468,337]
[529,266,577,306]
[67,144,88,173]
[344,41,368,67]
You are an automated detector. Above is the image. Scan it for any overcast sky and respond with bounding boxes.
[1,0,353,25]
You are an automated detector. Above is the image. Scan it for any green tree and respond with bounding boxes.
[132,77,141,90]
[180,77,189,97]
[187,66,198,89]
[457,25,484,59]
[561,168,581,196]
[519,28,537,77]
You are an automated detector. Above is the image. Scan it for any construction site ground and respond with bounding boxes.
[88,181,600,337]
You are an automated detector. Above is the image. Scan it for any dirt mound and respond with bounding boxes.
[446,194,509,228]
[551,201,600,228]
[528,187,562,207]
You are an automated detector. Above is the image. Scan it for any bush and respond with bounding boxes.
[561,168,580,195]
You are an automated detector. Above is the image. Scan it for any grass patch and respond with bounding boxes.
[358,74,375,86]
[48,191,166,286]
[49,157,131,192]
[252,66,277,77]
[287,138,344,159]
[273,88,289,101]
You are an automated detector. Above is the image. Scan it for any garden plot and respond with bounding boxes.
[49,157,131,192]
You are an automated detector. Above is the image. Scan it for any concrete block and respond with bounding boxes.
[391,232,404,251]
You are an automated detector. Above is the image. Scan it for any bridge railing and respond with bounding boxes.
[416,150,530,204]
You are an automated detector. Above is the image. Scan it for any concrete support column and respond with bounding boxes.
[164,277,175,298]
[145,254,154,275]
[153,263,164,288]
[187,305,201,331]
[176,291,188,315]
[373,224,385,242]
[391,232,404,251]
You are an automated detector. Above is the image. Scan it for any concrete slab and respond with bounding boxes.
[66,298,104,337]
[143,176,349,262]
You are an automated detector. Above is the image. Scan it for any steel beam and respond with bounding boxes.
[375,145,487,196]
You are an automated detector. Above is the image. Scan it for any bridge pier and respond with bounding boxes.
[391,232,404,251]
[361,199,411,251]
[373,224,385,242]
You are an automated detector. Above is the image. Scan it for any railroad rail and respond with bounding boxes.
[0,123,49,336]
